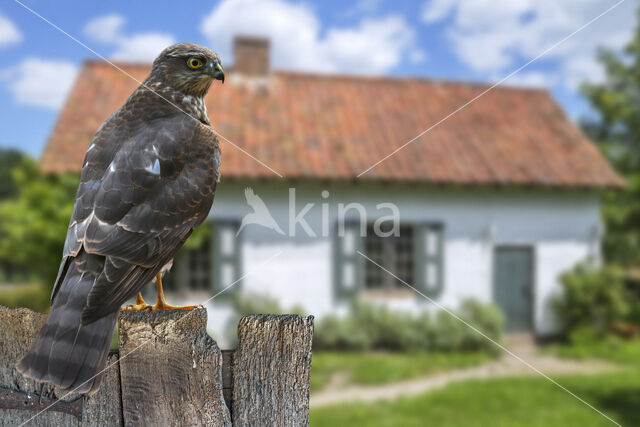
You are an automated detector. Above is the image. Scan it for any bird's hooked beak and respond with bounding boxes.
[207,61,225,84]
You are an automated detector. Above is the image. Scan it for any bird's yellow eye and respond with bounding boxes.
[187,57,203,69]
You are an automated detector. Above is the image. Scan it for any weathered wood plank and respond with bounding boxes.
[0,305,122,426]
[1,306,313,426]
[232,314,314,427]
[82,352,122,426]
[0,306,75,427]
[118,307,231,426]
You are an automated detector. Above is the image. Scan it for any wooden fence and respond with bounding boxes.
[0,305,314,426]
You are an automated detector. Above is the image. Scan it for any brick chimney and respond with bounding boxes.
[233,36,270,76]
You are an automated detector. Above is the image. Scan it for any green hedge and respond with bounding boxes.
[314,299,503,354]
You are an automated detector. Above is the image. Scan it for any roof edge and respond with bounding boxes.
[80,59,552,94]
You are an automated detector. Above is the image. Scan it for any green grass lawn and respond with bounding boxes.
[311,351,491,392]
[310,369,640,426]
[551,337,640,367]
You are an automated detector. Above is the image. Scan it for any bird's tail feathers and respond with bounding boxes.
[16,254,117,395]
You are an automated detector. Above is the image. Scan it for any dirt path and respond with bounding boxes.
[310,352,620,407]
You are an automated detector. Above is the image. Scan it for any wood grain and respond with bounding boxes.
[232,314,314,427]
[0,305,122,426]
[118,307,231,426]
[1,306,314,426]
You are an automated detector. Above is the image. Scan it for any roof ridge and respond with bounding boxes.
[81,59,550,94]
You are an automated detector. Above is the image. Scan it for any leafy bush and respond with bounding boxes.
[624,274,640,329]
[457,299,504,353]
[0,158,78,287]
[428,311,465,351]
[351,301,422,351]
[314,298,503,354]
[312,314,372,351]
[554,263,629,338]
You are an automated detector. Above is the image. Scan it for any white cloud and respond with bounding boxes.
[200,0,416,75]
[421,0,636,89]
[111,33,176,62]
[503,71,557,88]
[84,14,175,62]
[1,58,77,109]
[0,13,22,46]
[340,0,383,18]
[83,13,124,44]
[422,0,455,23]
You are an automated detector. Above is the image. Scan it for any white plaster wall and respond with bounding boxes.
[195,180,601,340]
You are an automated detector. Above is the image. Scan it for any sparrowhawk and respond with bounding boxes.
[17,42,224,394]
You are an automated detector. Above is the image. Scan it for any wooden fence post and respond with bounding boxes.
[0,306,314,426]
[118,308,231,426]
[0,305,122,426]
[232,314,315,427]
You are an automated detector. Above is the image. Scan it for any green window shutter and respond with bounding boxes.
[414,223,444,298]
[333,220,363,300]
[211,220,242,299]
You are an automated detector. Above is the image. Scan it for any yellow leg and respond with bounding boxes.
[121,292,152,311]
[152,273,199,311]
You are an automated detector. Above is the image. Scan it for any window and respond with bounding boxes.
[161,220,241,296]
[188,239,212,290]
[162,236,211,292]
[334,222,444,299]
[364,224,414,291]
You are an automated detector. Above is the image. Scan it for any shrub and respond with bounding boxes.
[429,311,465,351]
[351,301,422,351]
[313,298,503,354]
[313,314,372,351]
[554,264,629,337]
[457,299,504,354]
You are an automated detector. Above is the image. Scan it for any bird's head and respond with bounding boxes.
[151,42,224,97]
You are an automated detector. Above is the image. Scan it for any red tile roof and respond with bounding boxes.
[41,61,623,188]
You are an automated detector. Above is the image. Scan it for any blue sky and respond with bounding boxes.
[0,0,636,157]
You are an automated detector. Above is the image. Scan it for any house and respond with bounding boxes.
[41,37,623,342]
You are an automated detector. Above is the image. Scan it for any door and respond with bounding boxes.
[493,246,534,332]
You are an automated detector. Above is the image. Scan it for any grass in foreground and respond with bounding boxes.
[310,369,640,426]
[311,351,491,392]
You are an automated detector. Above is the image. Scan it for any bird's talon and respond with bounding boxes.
[121,292,151,311]
[151,303,200,311]
[151,272,199,311]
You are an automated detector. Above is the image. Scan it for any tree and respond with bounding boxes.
[0,158,78,287]
[0,148,28,200]
[581,10,640,267]
[0,155,210,290]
